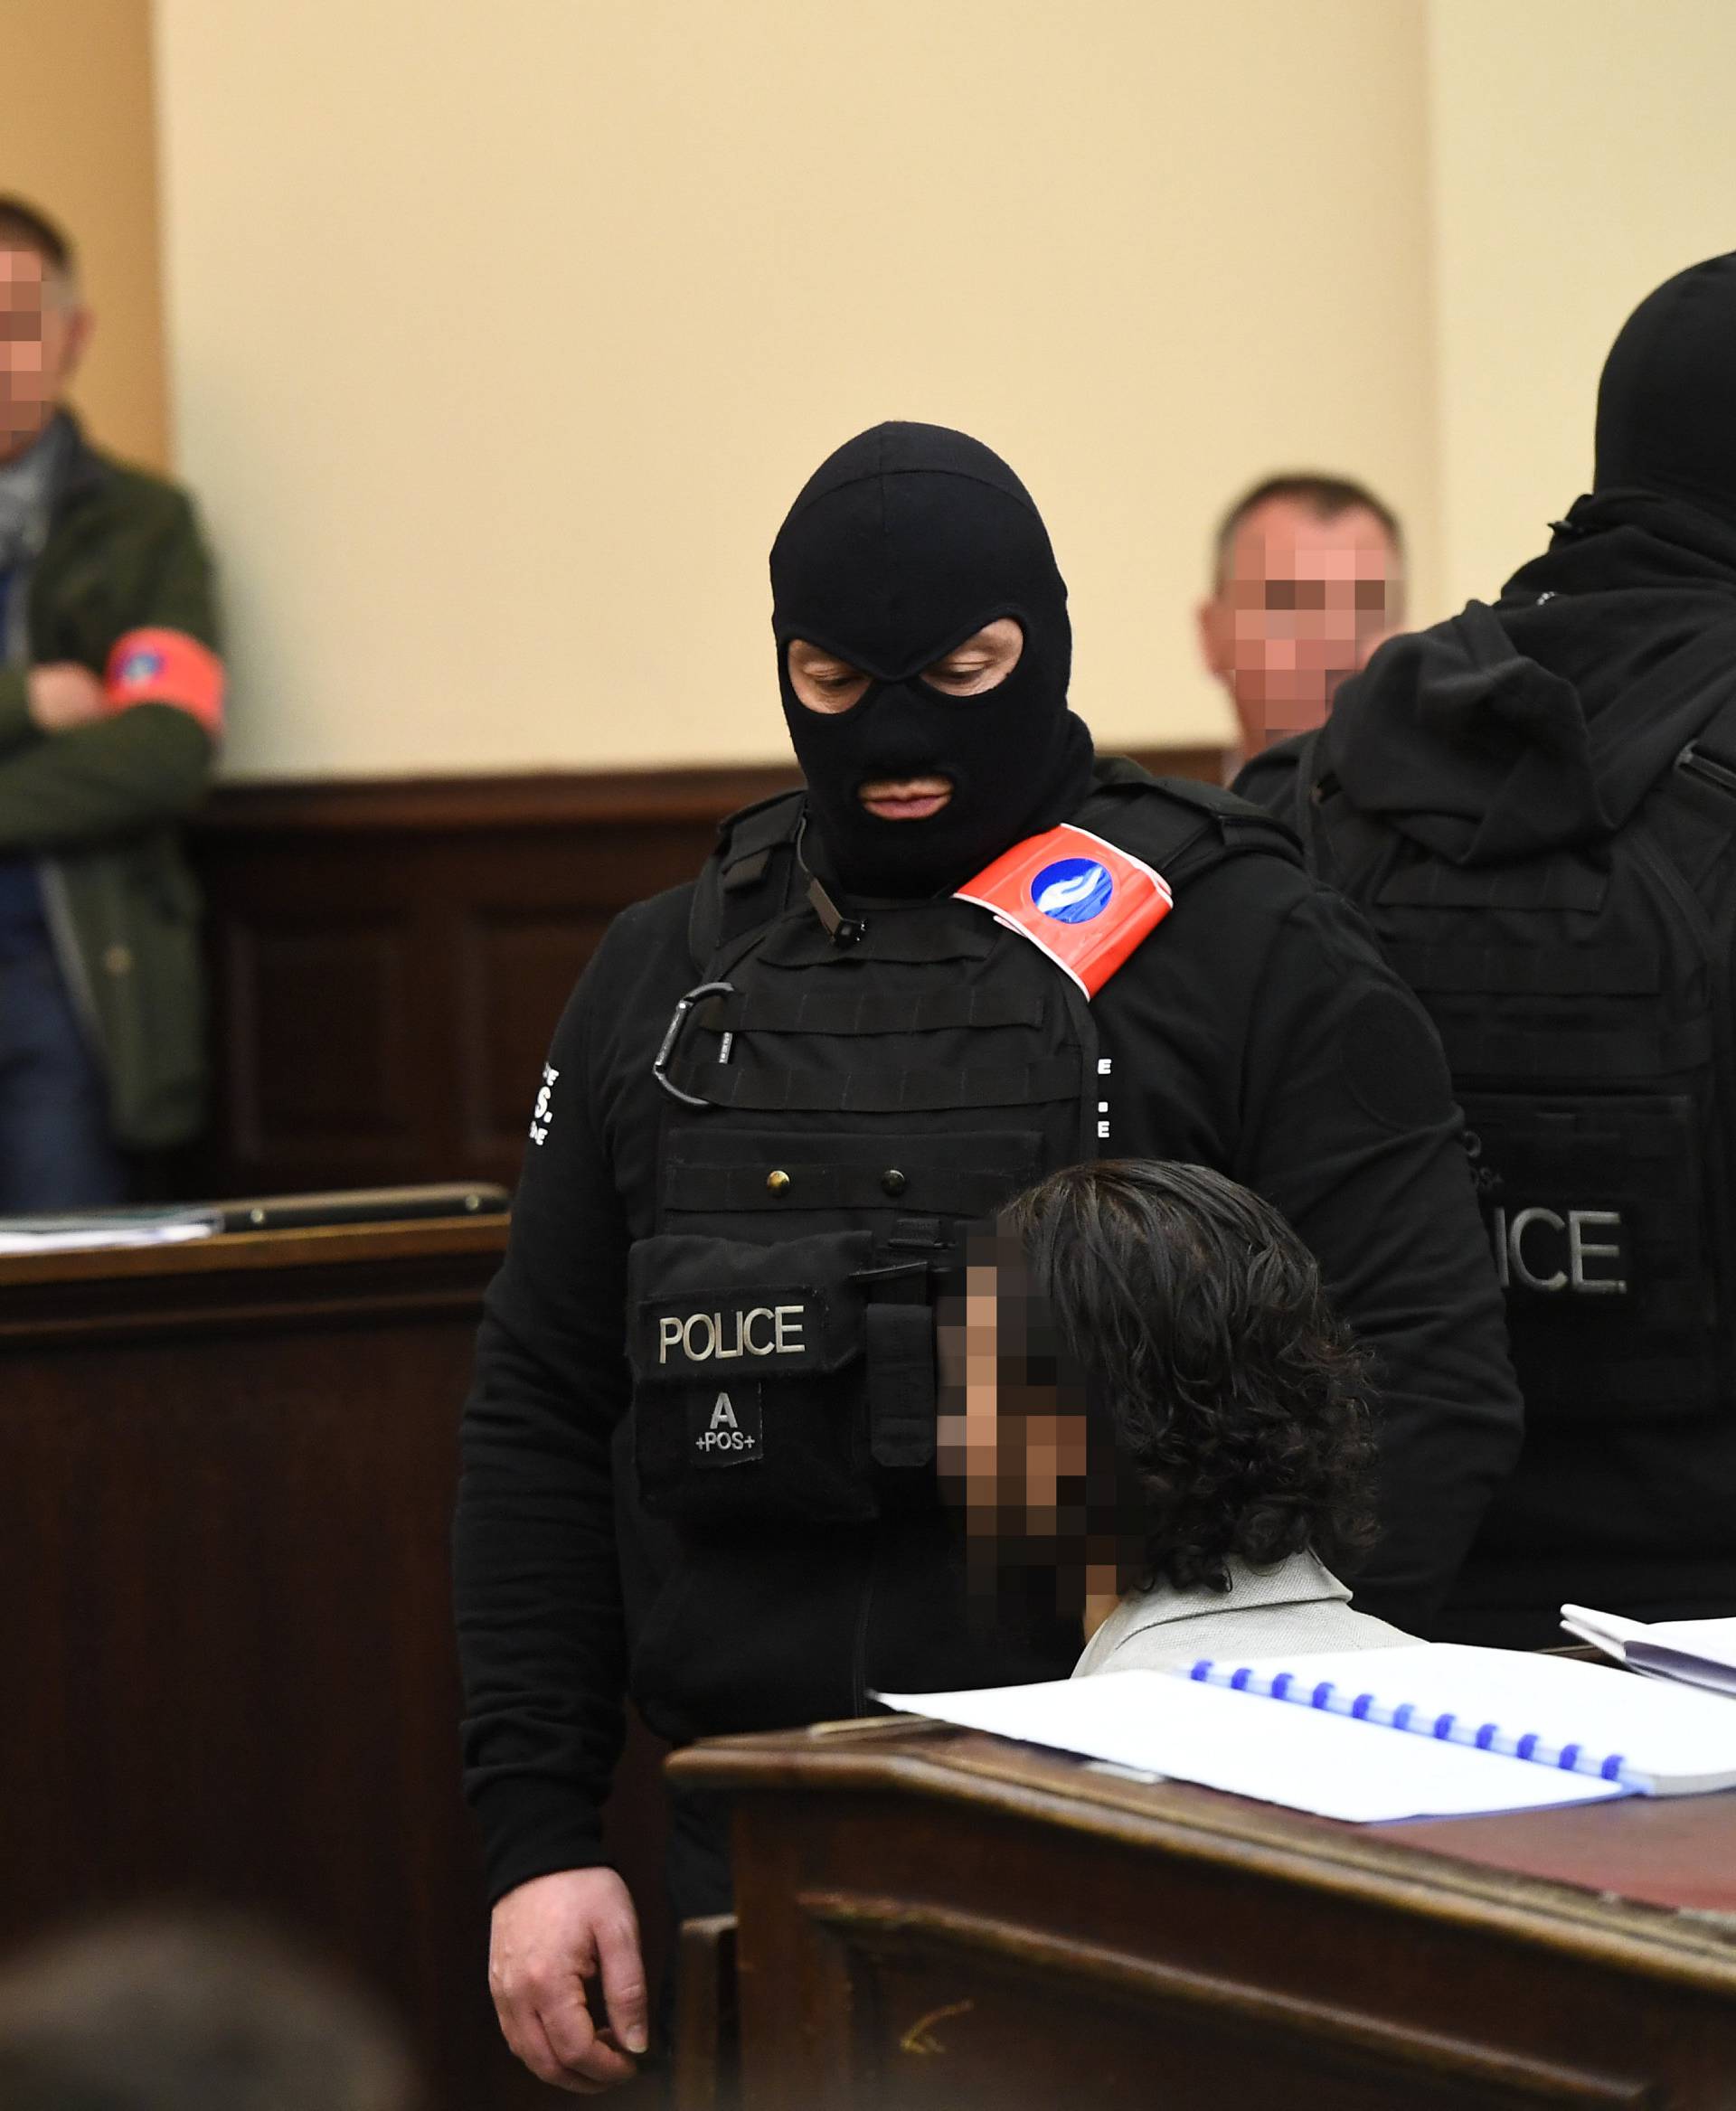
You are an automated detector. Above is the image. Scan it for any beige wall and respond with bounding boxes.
[151,1,1736,783]
[155,0,1438,778]
[1427,0,1736,613]
[2,0,171,472]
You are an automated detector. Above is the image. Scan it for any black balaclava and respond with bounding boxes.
[769,421,1094,900]
[1486,249,1736,717]
[1594,250,1736,526]
[1329,250,1736,864]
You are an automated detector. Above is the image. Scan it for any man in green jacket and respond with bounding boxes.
[0,197,223,1210]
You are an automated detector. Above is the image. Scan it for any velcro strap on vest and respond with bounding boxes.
[103,627,226,739]
[665,1052,1080,1113]
[665,1160,1035,1215]
[1376,860,1610,911]
[696,986,1043,1037]
[1439,1017,1712,1079]
[758,913,996,969]
[954,823,1172,997]
[1389,944,1661,996]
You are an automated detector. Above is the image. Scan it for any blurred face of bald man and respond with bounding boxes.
[0,243,90,465]
[1197,497,1401,756]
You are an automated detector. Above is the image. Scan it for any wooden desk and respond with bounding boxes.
[671,1719,1736,2110]
[0,1218,553,2109]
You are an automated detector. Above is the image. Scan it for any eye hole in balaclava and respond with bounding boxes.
[787,616,1025,716]
[769,421,1095,899]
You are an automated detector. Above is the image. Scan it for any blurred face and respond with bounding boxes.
[937,1258,1090,1542]
[0,244,89,463]
[1197,498,1401,754]
[936,1250,1125,1627]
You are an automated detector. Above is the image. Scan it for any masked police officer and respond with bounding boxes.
[1237,252,1736,1656]
[455,422,1520,2093]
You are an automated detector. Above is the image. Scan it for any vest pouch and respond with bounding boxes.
[864,1300,937,1470]
[1461,1089,1722,1422]
[627,1229,880,1525]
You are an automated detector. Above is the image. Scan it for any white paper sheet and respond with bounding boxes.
[1221,1645,1736,1792]
[1563,1606,1736,1699]
[1644,1617,1736,1672]
[1560,1605,1650,1663]
[0,1211,219,1256]
[873,1672,1627,1824]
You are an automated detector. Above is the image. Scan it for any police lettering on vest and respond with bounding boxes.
[656,1304,806,1367]
[1489,1205,1629,1297]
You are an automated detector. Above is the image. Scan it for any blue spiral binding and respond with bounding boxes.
[1183,1659,1641,1789]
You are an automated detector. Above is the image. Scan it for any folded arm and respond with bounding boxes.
[0,487,222,847]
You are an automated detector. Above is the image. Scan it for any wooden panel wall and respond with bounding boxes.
[1,1219,675,2110]
[185,757,1222,1197]
[0,1224,526,2109]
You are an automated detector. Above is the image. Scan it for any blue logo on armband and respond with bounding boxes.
[1032,858,1113,923]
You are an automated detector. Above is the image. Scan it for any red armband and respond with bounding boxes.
[103,627,226,740]
[955,823,1173,998]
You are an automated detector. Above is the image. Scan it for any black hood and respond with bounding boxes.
[1326,557,1736,867]
[769,421,1094,899]
[1325,249,1736,867]
[1595,250,1736,525]
[1325,601,1617,866]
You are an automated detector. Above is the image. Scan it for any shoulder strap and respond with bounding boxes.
[1287,724,1424,901]
[686,788,807,972]
[1674,679,1736,796]
[1286,727,1344,885]
[1586,611,1736,787]
[1650,679,1736,913]
[1082,756,1303,889]
[690,761,1307,974]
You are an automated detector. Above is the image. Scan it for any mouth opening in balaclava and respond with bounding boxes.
[769,420,1094,899]
[1594,250,1736,530]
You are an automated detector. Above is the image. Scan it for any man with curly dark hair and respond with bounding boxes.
[939,1160,1414,1671]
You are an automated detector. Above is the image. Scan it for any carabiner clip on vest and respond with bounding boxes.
[652,980,736,1108]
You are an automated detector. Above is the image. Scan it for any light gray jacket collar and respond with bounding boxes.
[1090,1549,1351,1644]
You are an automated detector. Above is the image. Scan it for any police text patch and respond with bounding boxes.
[644,1289,816,1372]
[1488,1203,1631,1300]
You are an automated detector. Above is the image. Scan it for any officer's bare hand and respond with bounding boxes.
[489,1866,648,2094]
[27,663,107,732]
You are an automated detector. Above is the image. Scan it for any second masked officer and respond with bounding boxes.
[455,422,1522,2092]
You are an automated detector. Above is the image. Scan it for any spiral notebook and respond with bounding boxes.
[1175,1645,1736,1795]
[875,1644,1736,1824]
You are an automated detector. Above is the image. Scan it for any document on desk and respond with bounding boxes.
[873,1670,1627,1824]
[0,1207,222,1256]
[882,1643,1736,1818]
[1563,1605,1736,1699]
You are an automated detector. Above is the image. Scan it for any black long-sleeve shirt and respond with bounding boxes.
[453,833,1522,1905]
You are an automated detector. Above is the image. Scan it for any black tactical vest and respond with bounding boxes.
[624,761,1297,1530]
[1292,648,1736,1433]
